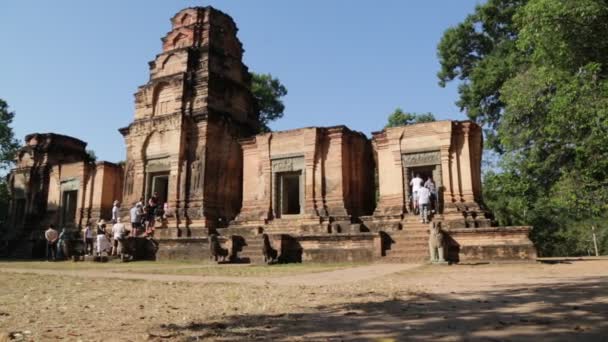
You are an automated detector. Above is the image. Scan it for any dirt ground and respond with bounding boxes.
[0,259,607,341]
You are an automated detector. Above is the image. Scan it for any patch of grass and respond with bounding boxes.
[121,262,369,277]
[0,259,205,271]
[0,260,368,277]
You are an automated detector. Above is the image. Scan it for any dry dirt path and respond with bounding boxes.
[0,263,419,286]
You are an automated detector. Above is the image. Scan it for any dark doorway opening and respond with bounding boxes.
[148,173,169,205]
[407,165,441,214]
[61,190,78,225]
[277,171,302,216]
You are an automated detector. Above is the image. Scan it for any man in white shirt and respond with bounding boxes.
[130,202,142,237]
[417,186,432,224]
[45,225,59,261]
[111,218,126,257]
[112,200,120,223]
[409,174,424,213]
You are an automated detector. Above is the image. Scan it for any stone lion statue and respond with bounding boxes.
[429,221,447,263]
[208,233,228,262]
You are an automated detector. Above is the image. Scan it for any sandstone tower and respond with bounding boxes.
[119,7,258,233]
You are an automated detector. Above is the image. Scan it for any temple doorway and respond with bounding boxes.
[61,190,78,225]
[276,171,302,217]
[406,165,442,214]
[147,172,169,204]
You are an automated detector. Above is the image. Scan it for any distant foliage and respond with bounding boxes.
[251,72,288,133]
[86,149,97,163]
[0,98,18,223]
[439,0,608,256]
[0,99,19,170]
[385,108,436,128]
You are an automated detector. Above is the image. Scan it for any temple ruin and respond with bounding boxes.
[2,6,536,262]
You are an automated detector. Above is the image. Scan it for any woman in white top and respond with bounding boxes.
[95,220,111,256]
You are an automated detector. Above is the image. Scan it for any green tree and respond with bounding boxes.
[385,108,436,128]
[251,72,288,133]
[0,99,19,223]
[0,99,19,170]
[440,0,608,256]
[86,149,97,163]
[437,0,528,151]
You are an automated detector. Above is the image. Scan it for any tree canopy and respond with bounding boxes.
[250,72,288,133]
[0,99,19,222]
[438,0,608,256]
[0,99,19,170]
[385,108,436,128]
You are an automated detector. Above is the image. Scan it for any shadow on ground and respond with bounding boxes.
[152,277,608,341]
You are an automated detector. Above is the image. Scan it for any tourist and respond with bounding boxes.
[418,185,432,224]
[83,221,94,255]
[424,176,437,212]
[409,173,424,214]
[112,200,120,223]
[111,218,127,257]
[162,202,172,219]
[56,228,68,260]
[44,224,59,261]
[130,202,142,237]
[96,220,110,256]
[146,193,159,236]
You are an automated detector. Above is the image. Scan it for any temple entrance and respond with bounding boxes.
[61,190,78,225]
[147,172,169,204]
[402,151,443,215]
[407,165,441,214]
[276,171,302,217]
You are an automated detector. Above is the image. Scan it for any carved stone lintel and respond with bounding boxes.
[402,151,441,167]
[271,156,304,173]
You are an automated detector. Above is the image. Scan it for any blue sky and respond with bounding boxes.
[0,1,481,162]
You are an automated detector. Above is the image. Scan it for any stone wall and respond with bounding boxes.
[235,126,374,227]
[4,134,123,258]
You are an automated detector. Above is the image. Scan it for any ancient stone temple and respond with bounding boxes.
[3,134,122,257]
[2,6,537,263]
[368,120,486,229]
[235,126,375,231]
[119,7,258,233]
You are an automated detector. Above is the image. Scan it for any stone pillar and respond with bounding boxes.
[323,127,348,218]
[303,129,318,217]
[459,123,475,203]
[440,145,454,206]
[373,131,404,217]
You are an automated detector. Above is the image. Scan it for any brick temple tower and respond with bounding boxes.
[119,7,258,234]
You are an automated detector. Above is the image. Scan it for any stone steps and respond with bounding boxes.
[232,236,267,264]
[382,221,432,263]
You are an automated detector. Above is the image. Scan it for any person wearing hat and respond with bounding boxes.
[95,220,110,256]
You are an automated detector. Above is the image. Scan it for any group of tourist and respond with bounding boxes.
[410,174,437,224]
[43,193,169,261]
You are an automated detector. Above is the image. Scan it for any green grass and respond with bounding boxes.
[122,262,368,277]
[0,260,368,277]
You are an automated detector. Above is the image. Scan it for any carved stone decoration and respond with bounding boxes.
[402,151,441,167]
[125,163,135,195]
[190,156,204,192]
[429,221,447,263]
[271,156,305,173]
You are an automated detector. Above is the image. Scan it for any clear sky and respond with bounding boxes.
[0,1,481,162]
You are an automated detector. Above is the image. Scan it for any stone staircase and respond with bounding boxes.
[382,216,431,263]
[231,234,267,264]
